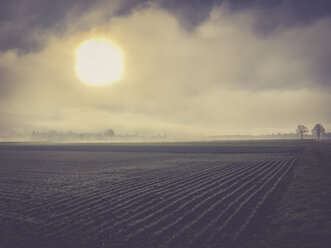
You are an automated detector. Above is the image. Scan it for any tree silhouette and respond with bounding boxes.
[296,125,309,139]
[104,129,115,137]
[311,124,325,140]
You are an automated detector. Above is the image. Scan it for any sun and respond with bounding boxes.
[75,38,124,86]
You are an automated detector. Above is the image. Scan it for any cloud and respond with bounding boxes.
[0,4,330,137]
[0,0,144,53]
[2,0,331,53]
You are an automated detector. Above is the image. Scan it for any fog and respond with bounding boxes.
[0,3,330,138]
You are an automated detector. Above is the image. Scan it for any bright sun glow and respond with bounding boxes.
[75,38,123,86]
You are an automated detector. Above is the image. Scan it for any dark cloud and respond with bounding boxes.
[0,0,93,52]
[0,0,144,53]
[1,0,331,53]
[161,0,331,33]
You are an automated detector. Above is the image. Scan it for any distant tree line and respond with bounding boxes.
[31,129,115,141]
[30,129,168,141]
[296,124,326,140]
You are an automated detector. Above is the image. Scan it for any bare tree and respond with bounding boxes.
[296,125,309,139]
[311,124,325,140]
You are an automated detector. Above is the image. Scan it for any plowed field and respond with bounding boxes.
[0,142,301,248]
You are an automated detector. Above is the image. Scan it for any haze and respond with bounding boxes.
[0,0,330,139]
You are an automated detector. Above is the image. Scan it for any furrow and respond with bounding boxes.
[37,161,237,235]
[231,157,297,242]
[183,157,291,246]
[120,160,273,241]
[154,158,279,240]
[24,165,190,218]
[96,162,245,218]
[42,161,245,237]
[72,161,253,237]
[205,156,292,245]
[19,163,180,215]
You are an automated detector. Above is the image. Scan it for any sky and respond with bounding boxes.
[0,0,330,138]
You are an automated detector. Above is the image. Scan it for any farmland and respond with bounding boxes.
[0,141,304,248]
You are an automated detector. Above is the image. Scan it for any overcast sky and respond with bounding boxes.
[0,0,330,138]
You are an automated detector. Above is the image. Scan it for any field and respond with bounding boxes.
[263,140,331,248]
[0,141,314,248]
